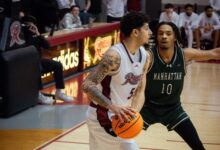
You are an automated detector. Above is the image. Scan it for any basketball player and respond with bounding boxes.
[82,12,152,150]
[159,3,179,26]
[178,4,199,48]
[140,22,220,149]
[195,5,220,49]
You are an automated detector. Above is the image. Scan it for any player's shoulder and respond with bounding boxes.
[104,47,121,61]
[96,48,121,73]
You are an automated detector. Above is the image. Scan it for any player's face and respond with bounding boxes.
[157,24,176,50]
[205,8,213,18]
[165,8,173,14]
[72,7,80,16]
[137,23,152,45]
[185,7,193,16]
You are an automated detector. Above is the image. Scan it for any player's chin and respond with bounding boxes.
[160,43,168,48]
[143,39,149,45]
[160,46,169,50]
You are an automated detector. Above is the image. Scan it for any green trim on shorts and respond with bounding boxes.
[140,103,189,131]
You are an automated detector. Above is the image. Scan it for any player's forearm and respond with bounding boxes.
[131,93,145,112]
[85,0,91,11]
[211,48,220,59]
[131,57,149,111]
[185,48,220,61]
[83,82,112,108]
[131,79,146,112]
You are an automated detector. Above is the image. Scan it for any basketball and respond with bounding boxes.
[112,111,144,139]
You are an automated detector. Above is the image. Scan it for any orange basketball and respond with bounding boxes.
[112,111,144,139]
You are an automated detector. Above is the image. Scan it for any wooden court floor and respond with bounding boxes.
[0,62,220,150]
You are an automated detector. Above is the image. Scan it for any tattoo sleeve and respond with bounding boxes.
[82,50,120,108]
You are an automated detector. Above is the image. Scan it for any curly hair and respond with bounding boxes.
[154,22,183,47]
[120,11,149,37]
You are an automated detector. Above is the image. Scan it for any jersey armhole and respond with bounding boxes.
[146,49,154,73]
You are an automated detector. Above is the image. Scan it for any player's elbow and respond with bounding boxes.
[82,79,90,93]
[82,80,95,94]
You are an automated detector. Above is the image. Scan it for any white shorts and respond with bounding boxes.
[86,106,139,150]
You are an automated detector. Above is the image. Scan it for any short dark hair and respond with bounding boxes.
[184,4,193,10]
[205,5,213,11]
[120,11,149,37]
[155,22,183,47]
[70,5,80,11]
[164,3,174,9]
[20,15,37,24]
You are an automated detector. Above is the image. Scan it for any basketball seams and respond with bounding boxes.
[112,112,143,139]
[118,115,141,136]
[114,118,121,132]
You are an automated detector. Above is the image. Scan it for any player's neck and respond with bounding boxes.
[158,47,175,63]
[122,39,140,55]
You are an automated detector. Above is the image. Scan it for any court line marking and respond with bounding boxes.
[34,121,86,150]
[167,140,220,146]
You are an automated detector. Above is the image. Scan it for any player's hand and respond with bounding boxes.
[204,24,212,33]
[107,104,135,123]
[28,23,40,36]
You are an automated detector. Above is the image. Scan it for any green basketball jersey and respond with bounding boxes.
[144,46,186,107]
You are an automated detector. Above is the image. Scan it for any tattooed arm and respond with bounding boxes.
[82,49,134,121]
[83,49,120,107]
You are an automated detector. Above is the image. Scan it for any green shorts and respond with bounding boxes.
[140,103,189,131]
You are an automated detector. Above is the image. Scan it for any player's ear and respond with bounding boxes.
[132,28,139,37]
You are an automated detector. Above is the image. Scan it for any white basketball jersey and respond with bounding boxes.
[98,43,147,106]
[179,12,199,29]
